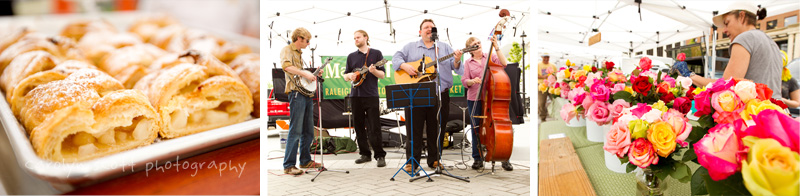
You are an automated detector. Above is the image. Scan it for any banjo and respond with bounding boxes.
[292,57,333,97]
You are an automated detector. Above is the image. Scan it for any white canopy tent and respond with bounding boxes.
[537,0,799,70]
[267,0,531,89]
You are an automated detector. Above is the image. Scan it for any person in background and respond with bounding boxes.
[673,1,782,98]
[780,51,800,110]
[461,35,513,171]
[537,53,556,122]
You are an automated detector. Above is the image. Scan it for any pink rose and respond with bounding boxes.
[546,75,556,86]
[573,93,586,107]
[561,103,577,123]
[639,57,652,70]
[694,123,741,181]
[604,123,632,158]
[676,76,692,92]
[610,83,626,94]
[642,109,664,123]
[629,138,659,168]
[677,53,686,61]
[713,111,742,124]
[587,101,611,124]
[694,90,713,116]
[711,90,744,113]
[662,76,676,88]
[733,81,757,103]
[741,109,800,153]
[662,109,692,146]
[581,95,595,110]
[709,78,735,93]
[610,99,631,118]
[590,82,611,102]
[631,103,652,119]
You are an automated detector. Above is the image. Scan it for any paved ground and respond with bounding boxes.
[265,119,533,196]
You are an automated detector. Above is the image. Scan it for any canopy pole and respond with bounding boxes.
[710,27,717,79]
[384,0,395,43]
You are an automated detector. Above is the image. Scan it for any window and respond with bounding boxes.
[636,51,643,55]
[786,15,798,26]
[657,46,663,56]
[647,49,653,55]
[766,19,778,30]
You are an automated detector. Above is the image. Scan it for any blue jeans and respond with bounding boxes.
[467,100,483,161]
[283,91,315,169]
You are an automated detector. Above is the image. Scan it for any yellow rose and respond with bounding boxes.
[741,136,799,196]
[652,100,668,112]
[538,83,548,92]
[566,59,571,67]
[573,70,587,79]
[582,65,592,72]
[564,69,571,78]
[647,121,677,157]
[715,90,739,112]
[693,86,707,95]
[624,86,634,95]
[569,82,577,89]
[741,99,785,121]
[553,88,561,96]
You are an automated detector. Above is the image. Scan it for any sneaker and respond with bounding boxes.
[471,161,484,170]
[300,161,322,169]
[376,157,386,167]
[403,164,414,172]
[502,161,513,171]
[355,155,372,164]
[430,161,444,170]
[284,166,302,175]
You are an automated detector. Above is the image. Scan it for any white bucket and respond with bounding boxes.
[604,146,628,173]
[586,120,609,142]
[566,116,586,127]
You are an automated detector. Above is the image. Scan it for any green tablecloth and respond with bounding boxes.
[539,121,699,196]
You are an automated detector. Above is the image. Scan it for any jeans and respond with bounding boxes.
[352,97,386,158]
[467,100,483,161]
[283,91,315,169]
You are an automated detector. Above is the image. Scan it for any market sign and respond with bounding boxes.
[320,56,464,99]
[588,32,601,46]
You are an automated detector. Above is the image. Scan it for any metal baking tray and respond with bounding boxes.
[0,91,260,185]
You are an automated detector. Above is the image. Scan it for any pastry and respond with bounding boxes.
[0,51,58,94]
[228,53,259,117]
[128,14,178,43]
[98,44,167,88]
[77,31,142,65]
[6,60,96,117]
[0,35,86,74]
[0,27,34,55]
[59,19,117,42]
[149,25,185,50]
[20,69,159,162]
[215,42,252,64]
[134,50,252,138]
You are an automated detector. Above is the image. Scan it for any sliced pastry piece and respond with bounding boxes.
[0,27,35,55]
[7,60,96,117]
[20,69,159,162]
[134,57,252,138]
[59,19,117,42]
[98,44,167,88]
[128,14,178,43]
[77,31,142,65]
[0,51,58,94]
[0,35,86,74]
[228,53,260,117]
[215,42,252,64]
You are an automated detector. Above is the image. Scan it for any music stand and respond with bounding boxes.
[387,82,435,182]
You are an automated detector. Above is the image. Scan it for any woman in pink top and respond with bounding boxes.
[461,35,513,171]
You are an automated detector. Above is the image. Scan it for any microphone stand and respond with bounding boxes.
[307,56,349,182]
[411,29,469,183]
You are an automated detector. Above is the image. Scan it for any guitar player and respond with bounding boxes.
[280,27,323,175]
[342,30,387,167]
[392,19,464,173]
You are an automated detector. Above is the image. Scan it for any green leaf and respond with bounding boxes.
[619,156,630,165]
[626,163,637,173]
[682,145,698,162]
[698,115,715,128]
[612,91,634,103]
[691,163,709,195]
[686,126,708,144]
[657,71,663,83]
[704,172,750,195]
[671,162,692,183]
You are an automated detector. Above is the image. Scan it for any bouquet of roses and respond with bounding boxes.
[686,78,797,195]
[611,57,696,111]
[602,102,695,182]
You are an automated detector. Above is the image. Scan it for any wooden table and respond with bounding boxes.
[538,137,596,196]
[66,138,260,195]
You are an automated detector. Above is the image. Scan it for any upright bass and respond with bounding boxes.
[472,9,514,163]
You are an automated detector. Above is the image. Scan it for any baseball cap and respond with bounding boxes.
[713,1,758,28]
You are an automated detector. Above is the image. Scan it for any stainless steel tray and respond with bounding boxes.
[0,92,260,184]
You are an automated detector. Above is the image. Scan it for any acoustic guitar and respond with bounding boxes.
[351,59,388,87]
[394,45,479,84]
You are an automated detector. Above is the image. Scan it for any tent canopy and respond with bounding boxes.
[537,0,799,62]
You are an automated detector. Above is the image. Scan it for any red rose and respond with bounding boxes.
[770,98,789,109]
[632,76,653,96]
[591,66,598,72]
[754,83,773,100]
[673,97,691,114]
[657,82,670,95]
[677,53,686,61]
[605,61,615,70]
[660,92,675,103]
[639,57,652,70]
[686,86,696,100]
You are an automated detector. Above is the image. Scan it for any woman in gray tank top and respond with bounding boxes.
[672,1,782,98]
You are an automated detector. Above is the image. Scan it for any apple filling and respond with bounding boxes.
[60,116,151,157]
[169,101,239,130]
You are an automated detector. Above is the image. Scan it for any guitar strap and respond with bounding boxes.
[363,48,369,68]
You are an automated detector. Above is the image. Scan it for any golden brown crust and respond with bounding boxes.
[59,19,117,42]
[0,51,58,94]
[216,42,252,64]
[20,69,158,162]
[5,60,96,117]
[128,14,178,43]
[228,53,259,117]
[98,44,167,88]
[0,35,87,73]
[77,31,142,65]
[0,27,34,55]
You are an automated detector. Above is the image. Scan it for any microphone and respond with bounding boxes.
[431,27,438,41]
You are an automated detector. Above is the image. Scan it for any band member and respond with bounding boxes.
[280,27,322,175]
[392,19,463,172]
[461,36,513,171]
[343,30,387,167]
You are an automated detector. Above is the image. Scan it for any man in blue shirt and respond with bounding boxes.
[392,19,463,172]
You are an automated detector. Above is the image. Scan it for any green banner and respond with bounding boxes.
[321,56,464,99]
